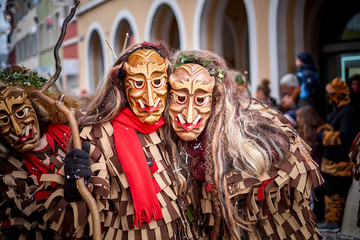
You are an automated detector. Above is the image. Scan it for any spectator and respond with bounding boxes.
[347,73,360,120]
[317,77,358,232]
[296,52,320,109]
[279,73,300,112]
[296,105,325,222]
[256,78,277,107]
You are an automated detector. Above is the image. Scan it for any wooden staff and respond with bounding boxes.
[28,2,101,239]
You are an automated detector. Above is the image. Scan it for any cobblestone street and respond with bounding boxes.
[321,231,360,240]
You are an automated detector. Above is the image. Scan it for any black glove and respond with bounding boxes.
[63,142,92,202]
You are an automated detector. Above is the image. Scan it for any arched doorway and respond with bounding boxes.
[199,0,249,72]
[149,4,180,50]
[88,30,104,92]
[277,0,360,117]
[114,20,134,55]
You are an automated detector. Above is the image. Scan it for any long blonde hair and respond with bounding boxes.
[165,50,290,239]
[78,42,171,128]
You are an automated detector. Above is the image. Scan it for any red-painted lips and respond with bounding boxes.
[15,128,33,143]
[136,101,161,113]
[175,117,203,132]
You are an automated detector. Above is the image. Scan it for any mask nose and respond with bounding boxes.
[186,97,195,123]
[147,82,154,106]
[10,115,22,135]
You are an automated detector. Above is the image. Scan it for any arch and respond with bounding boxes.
[110,10,140,64]
[145,0,186,49]
[269,0,280,100]
[198,0,213,50]
[213,0,229,56]
[223,16,240,69]
[276,0,289,80]
[294,0,306,55]
[193,0,206,50]
[85,22,106,93]
[198,0,249,72]
[243,0,258,96]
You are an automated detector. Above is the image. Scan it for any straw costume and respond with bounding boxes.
[44,42,193,239]
[164,50,324,239]
[0,66,76,239]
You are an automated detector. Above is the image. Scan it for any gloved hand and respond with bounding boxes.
[63,141,92,202]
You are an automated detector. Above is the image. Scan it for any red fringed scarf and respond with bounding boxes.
[22,124,70,200]
[112,108,164,226]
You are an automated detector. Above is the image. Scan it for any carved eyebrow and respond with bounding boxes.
[124,60,168,79]
[170,77,215,95]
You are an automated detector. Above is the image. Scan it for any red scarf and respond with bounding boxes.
[23,124,70,200]
[112,108,164,226]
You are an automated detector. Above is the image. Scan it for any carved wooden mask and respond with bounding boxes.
[169,64,215,141]
[123,49,168,124]
[0,87,40,152]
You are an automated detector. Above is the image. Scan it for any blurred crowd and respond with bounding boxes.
[250,52,360,233]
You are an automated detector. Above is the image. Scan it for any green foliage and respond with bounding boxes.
[0,65,48,88]
[174,54,226,81]
[174,53,215,70]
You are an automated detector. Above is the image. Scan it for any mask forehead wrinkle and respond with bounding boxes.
[0,101,10,114]
[5,95,27,113]
[0,88,27,114]
[126,61,167,79]
[170,64,215,94]
[125,49,167,79]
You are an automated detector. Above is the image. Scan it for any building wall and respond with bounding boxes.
[0,0,10,69]
[13,6,39,70]
[77,0,152,91]
[37,1,63,77]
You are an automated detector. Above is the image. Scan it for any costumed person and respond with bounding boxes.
[0,66,75,239]
[296,52,320,109]
[45,42,193,239]
[164,50,324,239]
[317,77,358,232]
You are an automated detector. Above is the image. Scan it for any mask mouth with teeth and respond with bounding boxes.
[0,87,40,152]
[169,63,215,141]
[123,49,168,124]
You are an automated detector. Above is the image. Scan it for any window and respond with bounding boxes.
[32,33,38,56]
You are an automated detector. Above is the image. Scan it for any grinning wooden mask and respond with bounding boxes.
[169,64,215,141]
[123,49,168,124]
[0,87,40,152]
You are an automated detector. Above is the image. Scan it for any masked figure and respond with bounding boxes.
[0,66,75,239]
[169,64,214,141]
[0,87,40,152]
[316,78,358,232]
[45,42,193,239]
[123,48,168,124]
[166,50,324,239]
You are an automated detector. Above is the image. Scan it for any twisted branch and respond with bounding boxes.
[29,2,101,239]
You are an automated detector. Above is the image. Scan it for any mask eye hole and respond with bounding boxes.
[152,78,163,88]
[195,97,205,106]
[134,80,145,89]
[177,95,187,104]
[0,116,10,126]
[15,107,29,119]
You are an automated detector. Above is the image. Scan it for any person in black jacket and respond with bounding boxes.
[347,74,360,129]
[317,77,359,232]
